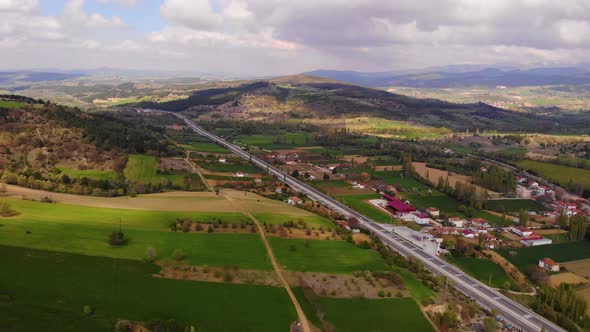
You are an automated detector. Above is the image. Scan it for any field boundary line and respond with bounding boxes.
[222,192,311,332]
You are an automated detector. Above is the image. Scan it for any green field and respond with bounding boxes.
[0,100,26,108]
[485,199,545,212]
[517,160,590,191]
[0,245,295,332]
[124,154,186,186]
[335,194,392,223]
[294,289,434,332]
[237,133,315,149]
[198,161,261,174]
[57,167,119,181]
[446,256,518,290]
[181,142,228,153]
[0,198,272,269]
[346,116,450,140]
[268,237,388,273]
[390,266,434,302]
[499,241,590,270]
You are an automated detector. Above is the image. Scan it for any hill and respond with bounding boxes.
[306,67,590,88]
[137,78,560,132]
[0,95,177,196]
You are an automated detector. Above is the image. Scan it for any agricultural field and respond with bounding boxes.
[268,237,388,273]
[499,241,590,271]
[0,198,273,269]
[181,142,229,153]
[295,288,434,332]
[237,133,315,149]
[562,259,590,279]
[0,100,26,108]
[345,116,451,140]
[198,161,261,174]
[517,160,590,192]
[0,245,295,332]
[124,154,187,187]
[57,167,119,181]
[579,285,590,316]
[485,199,545,212]
[253,213,334,229]
[446,256,519,290]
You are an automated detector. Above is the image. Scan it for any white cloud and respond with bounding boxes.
[64,0,127,28]
[0,0,38,12]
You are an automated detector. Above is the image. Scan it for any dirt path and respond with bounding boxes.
[222,193,311,332]
[185,151,212,192]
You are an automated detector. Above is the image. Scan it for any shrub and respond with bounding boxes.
[108,231,127,246]
[83,305,94,316]
[145,246,157,262]
[171,248,186,261]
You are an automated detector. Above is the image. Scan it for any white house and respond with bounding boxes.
[235,171,246,178]
[539,258,560,272]
[287,196,303,205]
[448,217,466,228]
[521,237,552,246]
[401,212,431,225]
[510,226,533,237]
[426,207,440,218]
[516,185,532,199]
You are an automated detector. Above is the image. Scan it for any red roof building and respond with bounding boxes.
[383,194,415,213]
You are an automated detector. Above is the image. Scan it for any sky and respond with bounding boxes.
[1,0,590,76]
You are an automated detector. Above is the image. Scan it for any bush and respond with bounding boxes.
[83,305,94,316]
[108,231,127,246]
[145,246,157,262]
[171,248,186,261]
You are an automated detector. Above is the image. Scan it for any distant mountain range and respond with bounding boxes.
[305,66,590,88]
[0,71,85,86]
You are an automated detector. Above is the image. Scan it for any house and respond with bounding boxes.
[510,226,533,237]
[383,194,416,214]
[275,186,286,194]
[218,158,227,163]
[448,217,466,228]
[516,185,532,199]
[462,229,476,239]
[426,207,440,218]
[481,233,496,242]
[469,218,489,228]
[516,176,527,184]
[336,220,351,230]
[288,196,303,205]
[539,258,560,272]
[254,178,262,183]
[235,171,245,178]
[521,237,552,246]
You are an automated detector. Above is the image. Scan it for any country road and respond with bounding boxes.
[162,110,565,332]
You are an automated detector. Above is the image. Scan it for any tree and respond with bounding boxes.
[291,170,300,178]
[483,317,498,332]
[109,231,127,246]
[172,248,186,261]
[145,247,157,262]
[557,211,568,230]
[518,209,528,227]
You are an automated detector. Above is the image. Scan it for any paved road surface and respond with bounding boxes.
[168,111,564,332]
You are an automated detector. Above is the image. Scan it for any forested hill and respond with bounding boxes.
[136,77,563,133]
[0,95,177,195]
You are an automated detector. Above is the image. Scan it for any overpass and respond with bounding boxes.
[167,111,564,332]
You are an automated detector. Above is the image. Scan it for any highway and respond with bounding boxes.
[169,111,564,332]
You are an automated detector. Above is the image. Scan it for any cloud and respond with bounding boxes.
[0,0,38,13]
[64,0,127,28]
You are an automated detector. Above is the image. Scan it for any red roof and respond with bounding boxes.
[541,258,558,266]
[386,198,416,213]
[383,193,396,201]
[515,226,530,232]
[470,218,488,225]
[415,213,429,218]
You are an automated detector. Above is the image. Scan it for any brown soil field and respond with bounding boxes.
[412,162,499,198]
[562,259,590,279]
[160,157,192,172]
[4,185,313,216]
[548,272,588,287]
[322,186,374,196]
[535,229,568,235]
[374,165,403,172]
[485,250,531,289]
[341,155,368,164]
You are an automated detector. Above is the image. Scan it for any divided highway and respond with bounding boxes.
[169,111,564,332]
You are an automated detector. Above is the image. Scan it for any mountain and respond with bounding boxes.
[305,66,590,88]
[0,71,85,86]
[136,75,570,133]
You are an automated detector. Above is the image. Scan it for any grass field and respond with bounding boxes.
[181,142,228,153]
[485,199,545,212]
[346,116,450,140]
[57,167,119,181]
[0,100,26,108]
[446,256,518,290]
[0,198,272,269]
[237,133,315,149]
[269,237,388,273]
[517,160,590,191]
[499,241,590,271]
[294,288,433,332]
[124,154,185,186]
[199,162,261,174]
[0,245,295,332]
[335,194,392,223]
